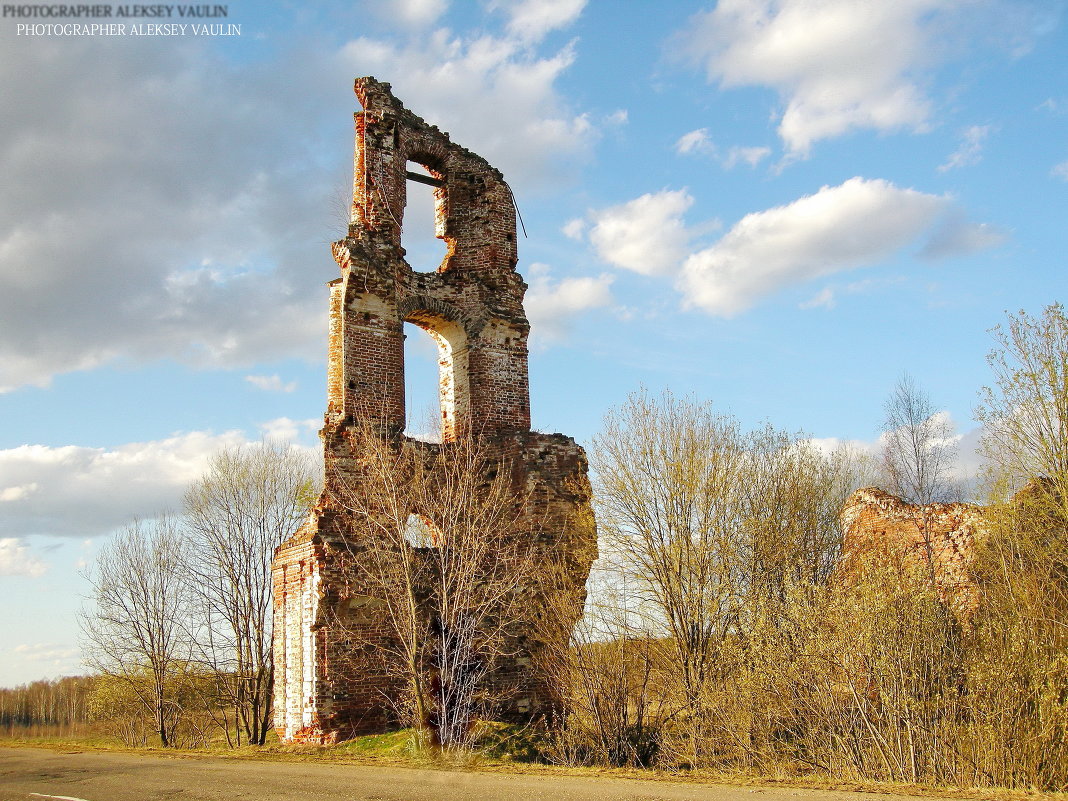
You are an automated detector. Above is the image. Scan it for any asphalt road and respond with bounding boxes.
[0,746,952,801]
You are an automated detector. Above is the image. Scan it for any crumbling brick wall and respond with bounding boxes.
[839,487,986,618]
[271,77,597,744]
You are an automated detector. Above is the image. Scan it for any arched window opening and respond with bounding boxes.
[403,321,442,443]
[403,160,448,273]
[404,312,470,444]
[403,513,441,549]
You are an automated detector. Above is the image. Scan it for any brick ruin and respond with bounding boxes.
[271,77,597,744]
[839,487,987,617]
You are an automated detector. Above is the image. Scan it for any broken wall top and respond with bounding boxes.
[326,77,533,441]
[839,486,986,615]
[349,76,518,279]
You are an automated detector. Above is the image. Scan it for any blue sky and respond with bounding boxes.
[0,0,1065,685]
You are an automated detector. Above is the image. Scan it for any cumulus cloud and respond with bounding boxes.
[0,36,343,394]
[15,643,80,664]
[676,128,716,156]
[0,431,250,538]
[339,20,594,190]
[675,130,770,169]
[0,9,594,394]
[245,374,298,393]
[392,0,449,26]
[0,538,47,577]
[679,0,950,156]
[799,276,905,312]
[808,413,983,493]
[496,0,587,42]
[0,425,323,540]
[723,145,772,169]
[0,483,38,502]
[577,177,1002,316]
[258,417,322,444]
[561,218,587,240]
[11,643,82,679]
[680,178,953,316]
[525,263,614,343]
[586,190,697,276]
[938,125,994,172]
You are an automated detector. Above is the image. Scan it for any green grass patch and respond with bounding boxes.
[332,729,419,758]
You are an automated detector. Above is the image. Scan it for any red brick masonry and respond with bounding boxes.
[839,487,987,617]
[271,78,597,743]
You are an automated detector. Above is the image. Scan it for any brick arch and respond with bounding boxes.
[400,297,472,443]
[397,295,468,332]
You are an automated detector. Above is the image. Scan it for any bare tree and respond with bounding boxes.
[880,373,960,505]
[183,441,318,746]
[590,389,870,766]
[537,557,667,768]
[977,302,1068,505]
[968,303,1068,789]
[592,389,746,741]
[740,425,863,595]
[79,516,190,747]
[332,424,538,751]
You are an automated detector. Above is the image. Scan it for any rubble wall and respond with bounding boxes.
[839,487,986,617]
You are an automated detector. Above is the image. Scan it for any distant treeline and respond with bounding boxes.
[0,676,94,733]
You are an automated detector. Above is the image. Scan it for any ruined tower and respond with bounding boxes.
[271,78,596,743]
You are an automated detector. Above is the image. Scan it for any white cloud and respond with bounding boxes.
[676,130,770,169]
[806,436,879,457]
[340,21,593,190]
[938,125,993,172]
[0,429,324,539]
[799,287,836,310]
[605,109,628,126]
[800,276,906,311]
[586,189,696,276]
[0,37,342,394]
[562,218,587,239]
[525,263,614,343]
[1052,160,1068,180]
[0,483,38,502]
[680,178,949,316]
[0,432,248,538]
[954,423,986,486]
[393,0,449,26]
[579,177,1001,316]
[245,374,298,393]
[258,417,322,445]
[921,216,1008,259]
[12,643,81,678]
[0,538,47,577]
[497,0,587,42]
[723,145,771,169]
[680,0,949,156]
[15,643,79,662]
[809,413,984,494]
[0,11,595,393]
[676,128,715,156]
